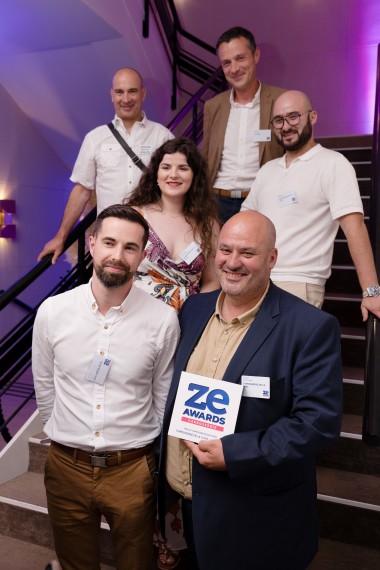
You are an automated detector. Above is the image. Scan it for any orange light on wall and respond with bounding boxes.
[0,200,16,238]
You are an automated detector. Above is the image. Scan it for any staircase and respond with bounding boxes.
[0,134,378,569]
[309,135,380,569]
[0,423,117,569]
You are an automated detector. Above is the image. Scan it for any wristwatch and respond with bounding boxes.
[362,285,380,298]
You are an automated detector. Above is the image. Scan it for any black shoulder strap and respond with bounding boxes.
[107,122,146,172]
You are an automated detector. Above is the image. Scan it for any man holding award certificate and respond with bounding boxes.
[159,210,343,570]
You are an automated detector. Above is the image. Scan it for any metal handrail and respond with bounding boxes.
[167,66,223,135]
[0,207,96,312]
[144,0,220,110]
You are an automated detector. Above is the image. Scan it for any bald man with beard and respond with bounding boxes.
[38,67,173,264]
[242,89,380,321]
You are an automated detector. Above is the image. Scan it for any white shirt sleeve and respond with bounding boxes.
[151,308,180,427]
[70,132,97,190]
[240,175,260,211]
[32,300,56,424]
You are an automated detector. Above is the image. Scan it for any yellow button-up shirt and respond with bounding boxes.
[166,287,268,499]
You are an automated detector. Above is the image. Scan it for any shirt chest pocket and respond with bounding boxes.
[100,143,122,167]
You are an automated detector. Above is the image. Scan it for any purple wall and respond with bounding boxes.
[0,0,379,335]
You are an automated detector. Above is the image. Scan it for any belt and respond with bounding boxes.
[51,441,152,468]
[213,188,250,199]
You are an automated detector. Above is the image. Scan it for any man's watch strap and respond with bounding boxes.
[362,285,380,298]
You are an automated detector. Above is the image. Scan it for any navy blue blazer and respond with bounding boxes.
[159,283,343,570]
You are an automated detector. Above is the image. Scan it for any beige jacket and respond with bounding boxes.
[203,83,286,185]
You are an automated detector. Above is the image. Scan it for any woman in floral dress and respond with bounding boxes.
[127,137,220,308]
[126,137,220,569]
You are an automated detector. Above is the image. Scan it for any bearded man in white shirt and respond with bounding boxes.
[33,204,180,570]
[38,67,174,264]
[241,90,380,322]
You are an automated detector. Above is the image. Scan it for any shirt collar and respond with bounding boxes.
[215,282,269,324]
[84,279,135,316]
[230,81,261,108]
[280,143,321,167]
[113,111,147,129]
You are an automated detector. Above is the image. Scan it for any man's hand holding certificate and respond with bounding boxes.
[168,371,243,443]
[183,438,227,470]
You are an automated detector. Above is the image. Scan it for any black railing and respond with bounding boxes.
[0,208,96,441]
[0,0,225,442]
[143,0,224,112]
[167,66,223,143]
[0,208,96,313]
[363,43,380,446]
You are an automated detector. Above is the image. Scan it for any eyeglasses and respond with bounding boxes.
[270,110,312,130]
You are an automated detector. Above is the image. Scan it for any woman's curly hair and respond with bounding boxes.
[125,137,219,258]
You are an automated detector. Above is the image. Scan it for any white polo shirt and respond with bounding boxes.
[241,144,364,285]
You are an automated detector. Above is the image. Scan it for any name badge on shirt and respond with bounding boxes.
[85,355,112,386]
[180,241,202,264]
[139,145,153,156]
[241,375,270,399]
[252,129,272,142]
[278,192,297,207]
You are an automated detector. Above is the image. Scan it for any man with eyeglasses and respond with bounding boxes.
[242,89,380,320]
[203,26,285,224]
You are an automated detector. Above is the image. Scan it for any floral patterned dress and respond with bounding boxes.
[134,214,206,312]
[133,209,205,556]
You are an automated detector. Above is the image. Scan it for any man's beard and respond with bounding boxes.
[276,116,313,151]
[94,261,134,288]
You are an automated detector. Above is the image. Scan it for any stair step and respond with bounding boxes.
[0,534,115,570]
[317,467,380,551]
[358,177,372,195]
[324,292,361,302]
[341,336,365,369]
[315,135,373,149]
[343,381,364,416]
[323,295,363,328]
[308,538,380,569]
[0,471,116,565]
[343,366,364,382]
[341,413,362,436]
[341,326,365,340]
[326,266,361,294]
[0,534,58,570]
[28,432,50,474]
[318,431,380,476]
[317,467,380,508]
[332,240,352,265]
[351,162,372,178]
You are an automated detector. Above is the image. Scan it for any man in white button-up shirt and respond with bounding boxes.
[203,27,285,224]
[38,67,174,264]
[33,204,180,570]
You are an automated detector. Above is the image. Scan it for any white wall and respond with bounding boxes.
[0,0,174,336]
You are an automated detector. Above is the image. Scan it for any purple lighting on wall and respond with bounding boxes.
[355,0,380,132]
